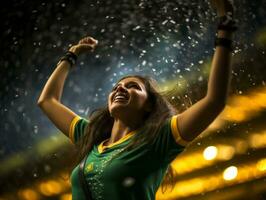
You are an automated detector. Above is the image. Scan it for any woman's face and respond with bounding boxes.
[108,77,151,119]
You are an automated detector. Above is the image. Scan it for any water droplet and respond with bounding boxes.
[122,177,135,187]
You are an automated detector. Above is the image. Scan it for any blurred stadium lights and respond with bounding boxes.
[0,134,71,178]
[223,166,238,181]
[203,146,218,160]
[59,194,71,200]
[1,74,265,199]
[1,13,266,200]
[156,159,266,199]
[255,28,266,46]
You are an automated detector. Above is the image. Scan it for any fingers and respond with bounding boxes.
[210,0,217,9]
[78,36,98,46]
[78,44,94,52]
[210,0,234,17]
[69,36,98,56]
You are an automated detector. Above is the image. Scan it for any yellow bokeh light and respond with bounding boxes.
[39,180,63,196]
[18,189,39,200]
[221,87,266,123]
[60,193,72,200]
[203,146,218,160]
[250,132,266,148]
[257,158,266,171]
[217,145,235,160]
[223,166,238,181]
[223,106,246,122]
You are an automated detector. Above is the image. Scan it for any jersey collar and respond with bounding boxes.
[98,129,137,154]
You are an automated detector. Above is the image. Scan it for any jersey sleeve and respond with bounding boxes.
[152,115,191,164]
[69,116,90,144]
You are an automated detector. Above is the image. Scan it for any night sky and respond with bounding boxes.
[0,0,265,160]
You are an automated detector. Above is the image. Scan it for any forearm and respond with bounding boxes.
[206,30,234,104]
[37,36,97,104]
[37,61,71,103]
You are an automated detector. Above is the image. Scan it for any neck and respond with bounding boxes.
[108,117,141,144]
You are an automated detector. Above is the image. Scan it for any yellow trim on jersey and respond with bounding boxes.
[170,115,190,147]
[69,116,82,143]
[98,130,137,154]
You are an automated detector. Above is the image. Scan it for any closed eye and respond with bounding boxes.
[111,82,141,91]
[127,83,140,89]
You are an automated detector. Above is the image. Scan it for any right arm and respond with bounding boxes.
[37,36,98,138]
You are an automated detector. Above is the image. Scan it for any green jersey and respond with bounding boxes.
[69,115,189,200]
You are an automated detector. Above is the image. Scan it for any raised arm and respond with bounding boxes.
[176,0,236,142]
[37,36,98,137]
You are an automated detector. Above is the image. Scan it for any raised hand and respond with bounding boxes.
[210,0,235,17]
[69,36,98,56]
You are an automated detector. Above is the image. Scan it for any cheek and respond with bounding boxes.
[131,93,148,106]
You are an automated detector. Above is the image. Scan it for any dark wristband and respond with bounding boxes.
[58,51,78,67]
[214,37,233,51]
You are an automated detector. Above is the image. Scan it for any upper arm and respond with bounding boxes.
[151,116,188,164]
[37,98,80,138]
[176,97,225,141]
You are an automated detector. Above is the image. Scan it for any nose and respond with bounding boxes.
[111,84,128,102]
[116,84,127,93]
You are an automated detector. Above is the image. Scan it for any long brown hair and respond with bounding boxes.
[73,74,191,192]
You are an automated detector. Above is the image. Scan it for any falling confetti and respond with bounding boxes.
[0,1,265,196]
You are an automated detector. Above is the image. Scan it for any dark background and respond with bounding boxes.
[0,0,266,199]
[1,0,264,158]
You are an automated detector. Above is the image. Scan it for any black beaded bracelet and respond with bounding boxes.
[58,51,78,67]
[215,37,233,51]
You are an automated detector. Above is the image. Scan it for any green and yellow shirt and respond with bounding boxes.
[69,115,190,200]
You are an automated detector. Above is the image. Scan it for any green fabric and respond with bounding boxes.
[70,117,185,200]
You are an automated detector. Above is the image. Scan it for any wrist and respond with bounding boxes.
[214,37,233,51]
[68,46,80,56]
[217,30,233,39]
[58,51,78,67]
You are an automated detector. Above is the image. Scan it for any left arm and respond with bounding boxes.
[176,26,234,141]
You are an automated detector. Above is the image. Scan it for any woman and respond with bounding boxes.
[37,0,236,199]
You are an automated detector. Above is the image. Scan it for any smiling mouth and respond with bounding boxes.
[113,97,128,103]
[112,93,129,103]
